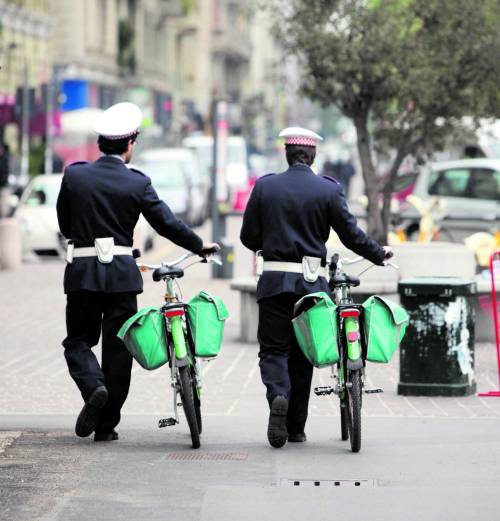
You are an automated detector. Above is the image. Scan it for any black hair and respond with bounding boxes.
[97,132,138,155]
[285,144,316,167]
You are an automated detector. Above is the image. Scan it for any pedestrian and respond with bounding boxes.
[338,154,356,200]
[240,127,393,448]
[57,102,219,442]
[0,142,10,218]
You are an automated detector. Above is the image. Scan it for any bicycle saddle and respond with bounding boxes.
[152,266,185,281]
[330,273,360,287]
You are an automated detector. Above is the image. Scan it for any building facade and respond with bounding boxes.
[0,0,52,148]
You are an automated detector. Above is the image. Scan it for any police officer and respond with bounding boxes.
[57,102,219,442]
[240,127,392,448]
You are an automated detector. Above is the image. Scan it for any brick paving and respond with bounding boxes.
[1,216,499,421]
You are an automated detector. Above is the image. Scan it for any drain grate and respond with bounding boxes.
[280,478,376,487]
[165,452,248,461]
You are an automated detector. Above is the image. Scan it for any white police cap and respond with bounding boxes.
[279,127,323,147]
[93,102,143,140]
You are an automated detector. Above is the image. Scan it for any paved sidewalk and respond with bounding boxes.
[1,217,500,520]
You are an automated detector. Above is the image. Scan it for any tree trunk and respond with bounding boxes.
[381,145,408,240]
[354,115,385,243]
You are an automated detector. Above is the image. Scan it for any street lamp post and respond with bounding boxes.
[44,71,54,175]
[20,59,30,179]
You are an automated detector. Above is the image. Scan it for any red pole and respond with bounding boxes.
[491,251,500,389]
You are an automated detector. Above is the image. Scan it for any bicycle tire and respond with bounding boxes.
[346,370,362,453]
[178,365,201,449]
[193,377,202,435]
[340,399,349,441]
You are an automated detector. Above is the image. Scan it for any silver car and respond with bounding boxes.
[136,148,207,226]
[400,158,500,242]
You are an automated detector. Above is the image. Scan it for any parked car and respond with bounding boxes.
[15,174,154,258]
[135,148,207,226]
[182,135,249,207]
[399,159,500,242]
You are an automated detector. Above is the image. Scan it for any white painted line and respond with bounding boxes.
[453,397,477,418]
[0,352,35,372]
[477,396,500,417]
[403,396,424,417]
[225,360,260,416]
[429,398,449,417]
[221,349,247,382]
[7,351,58,377]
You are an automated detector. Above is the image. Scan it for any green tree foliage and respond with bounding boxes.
[271,0,500,241]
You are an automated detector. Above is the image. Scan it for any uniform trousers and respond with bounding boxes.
[258,293,314,435]
[62,290,137,433]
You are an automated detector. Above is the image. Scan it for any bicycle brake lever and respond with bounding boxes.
[210,254,223,266]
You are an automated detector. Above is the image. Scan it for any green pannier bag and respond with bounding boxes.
[292,292,339,368]
[362,296,409,363]
[187,291,229,358]
[117,306,168,370]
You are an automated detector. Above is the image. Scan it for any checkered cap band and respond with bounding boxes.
[285,137,317,146]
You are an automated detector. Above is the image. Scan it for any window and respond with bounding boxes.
[468,169,500,201]
[428,169,470,197]
[428,167,500,200]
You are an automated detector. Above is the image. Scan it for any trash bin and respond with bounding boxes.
[213,238,234,279]
[398,277,477,396]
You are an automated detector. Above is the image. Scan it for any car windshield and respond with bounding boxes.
[137,161,186,189]
[24,179,61,207]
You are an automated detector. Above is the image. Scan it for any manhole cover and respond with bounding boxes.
[280,479,376,487]
[165,452,248,461]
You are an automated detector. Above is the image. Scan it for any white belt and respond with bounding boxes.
[72,246,132,258]
[263,261,328,278]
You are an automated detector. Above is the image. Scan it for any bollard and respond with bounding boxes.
[213,238,234,279]
[0,217,22,270]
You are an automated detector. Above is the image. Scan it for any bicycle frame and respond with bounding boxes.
[138,252,221,435]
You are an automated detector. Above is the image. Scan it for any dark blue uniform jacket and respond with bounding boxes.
[57,156,203,294]
[240,164,385,301]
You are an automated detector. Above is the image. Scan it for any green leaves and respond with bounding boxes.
[270,0,500,240]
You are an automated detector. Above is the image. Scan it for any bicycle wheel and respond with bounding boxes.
[346,370,362,453]
[178,365,201,449]
[340,399,349,441]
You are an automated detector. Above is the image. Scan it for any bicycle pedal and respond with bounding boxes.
[314,386,335,396]
[158,417,178,428]
[364,388,384,394]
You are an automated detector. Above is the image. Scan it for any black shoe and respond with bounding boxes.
[94,430,119,442]
[267,395,288,448]
[75,386,108,438]
[288,432,307,443]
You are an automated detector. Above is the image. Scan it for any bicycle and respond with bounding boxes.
[314,253,397,453]
[138,252,222,449]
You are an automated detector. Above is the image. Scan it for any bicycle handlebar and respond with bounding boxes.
[137,252,222,272]
[330,253,399,278]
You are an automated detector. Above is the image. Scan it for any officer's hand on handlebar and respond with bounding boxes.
[201,242,221,256]
[382,246,394,260]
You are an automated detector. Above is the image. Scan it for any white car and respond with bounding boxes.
[400,158,500,242]
[183,135,249,203]
[135,148,207,226]
[15,174,154,258]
